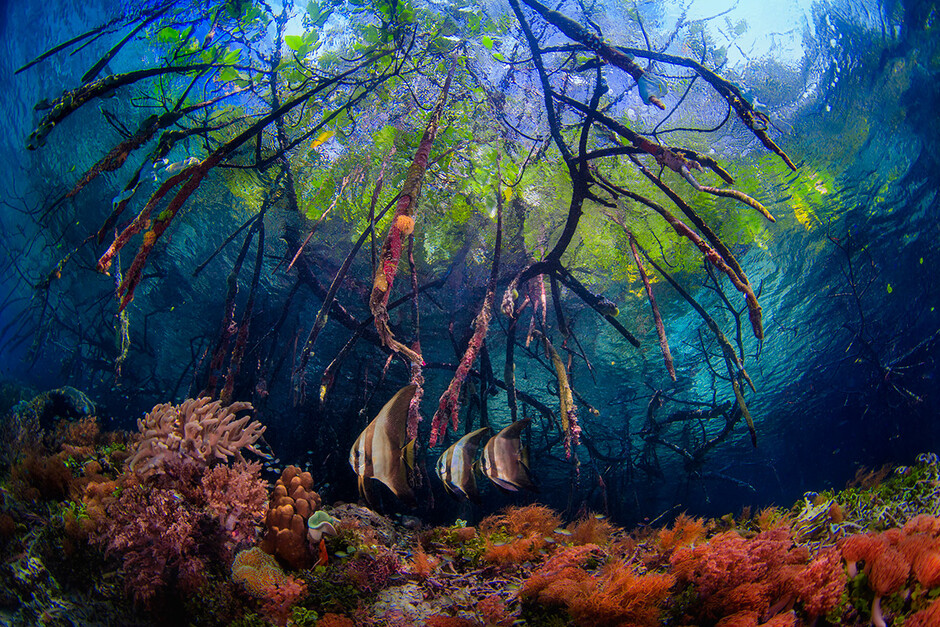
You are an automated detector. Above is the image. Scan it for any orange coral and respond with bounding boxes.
[522,544,673,627]
[715,611,760,627]
[906,597,940,627]
[755,507,790,532]
[483,536,545,566]
[658,512,709,551]
[567,560,675,627]
[869,547,910,627]
[521,544,602,602]
[913,549,940,588]
[760,611,797,626]
[480,504,561,537]
[840,533,886,578]
[568,515,617,546]
[232,547,306,626]
[904,515,940,537]
[476,594,513,626]
[408,543,436,578]
[789,547,846,619]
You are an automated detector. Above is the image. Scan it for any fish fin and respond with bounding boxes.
[520,446,530,469]
[402,437,416,470]
[358,475,376,508]
[489,476,520,492]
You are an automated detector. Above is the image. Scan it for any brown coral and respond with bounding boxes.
[259,465,321,569]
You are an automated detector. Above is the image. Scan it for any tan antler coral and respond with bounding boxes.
[129,397,265,475]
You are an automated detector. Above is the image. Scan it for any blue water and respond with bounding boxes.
[0,0,937,528]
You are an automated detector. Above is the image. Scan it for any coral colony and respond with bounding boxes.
[0,386,939,625]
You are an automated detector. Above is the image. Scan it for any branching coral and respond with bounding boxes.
[522,545,674,627]
[671,527,845,623]
[480,504,562,538]
[658,512,709,551]
[95,479,206,605]
[85,446,268,605]
[128,397,265,475]
[201,461,268,553]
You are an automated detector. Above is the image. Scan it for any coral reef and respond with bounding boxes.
[2,386,940,627]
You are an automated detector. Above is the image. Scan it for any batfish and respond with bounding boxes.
[349,385,417,508]
[436,427,489,502]
[480,419,538,493]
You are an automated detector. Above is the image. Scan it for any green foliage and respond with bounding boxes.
[227,613,270,627]
[300,565,362,614]
[290,605,319,626]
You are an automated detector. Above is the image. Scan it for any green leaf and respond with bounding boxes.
[307,1,333,27]
[157,27,179,43]
[285,35,305,51]
[222,48,241,66]
[482,35,494,50]
[492,52,505,62]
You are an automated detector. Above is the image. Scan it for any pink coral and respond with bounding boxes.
[345,548,400,592]
[91,455,268,604]
[201,461,268,552]
[670,527,840,623]
[128,397,265,475]
[95,481,206,604]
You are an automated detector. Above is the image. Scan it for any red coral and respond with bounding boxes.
[904,515,940,537]
[715,611,759,627]
[789,547,846,619]
[658,512,709,551]
[232,547,306,626]
[839,533,886,578]
[567,561,675,627]
[913,549,940,588]
[760,611,797,627]
[476,594,513,626]
[868,548,910,627]
[906,597,940,627]
[670,527,840,623]
[345,548,400,592]
[521,545,601,602]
